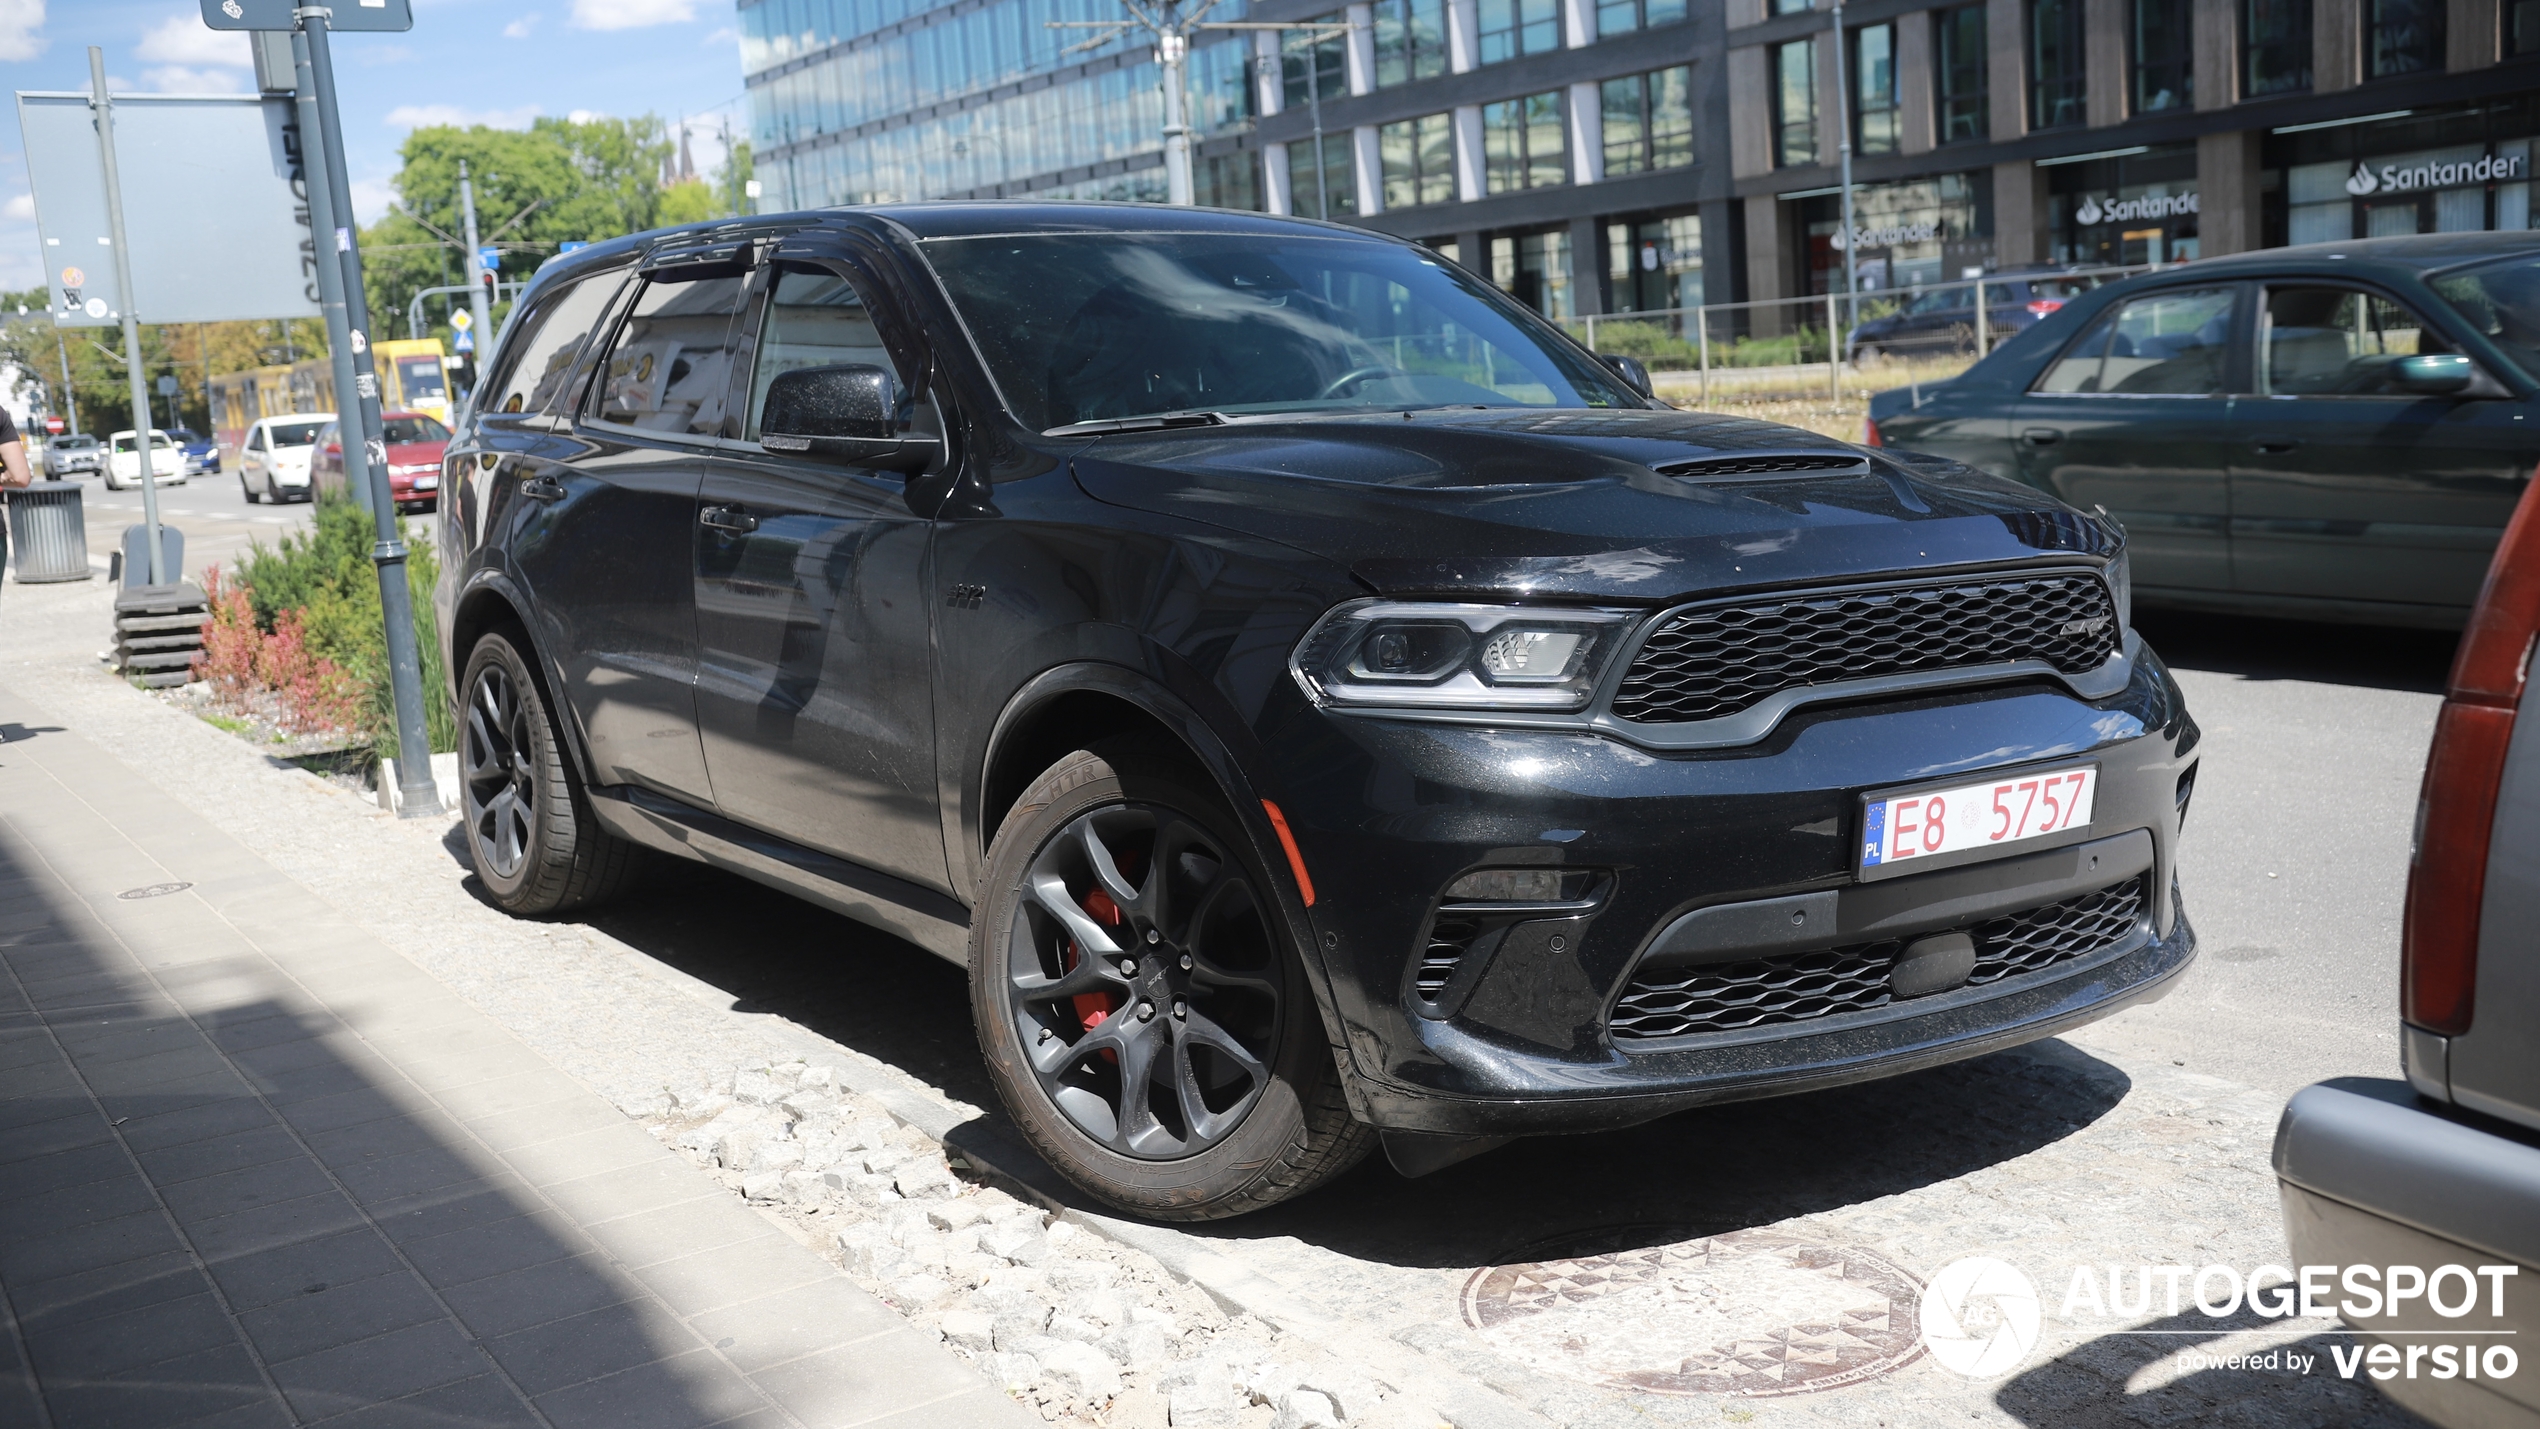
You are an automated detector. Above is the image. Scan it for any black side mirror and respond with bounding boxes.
[759,364,938,473]
[2393,353,2476,396]
[1599,353,1654,398]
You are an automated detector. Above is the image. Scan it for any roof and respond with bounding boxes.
[851,201,1386,243]
[2176,229,2540,279]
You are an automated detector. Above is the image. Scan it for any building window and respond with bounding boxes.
[1492,229,1574,318]
[2133,0,2191,111]
[2514,0,2540,53]
[1287,132,1357,217]
[1483,91,1566,192]
[1597,0,1687,40]
[1603,66,1693,176]
[1478,0,1561,65]
[1373,0,1447,87]
[1936,5,1989,143]
[1380,113,1456,207]
[1853,23,1899,156]
[1283,15,1347,110]
[2244,0,2313,94]
[1607,214,1703,314]
[1773,40,1817,168]
[2368,0,2445,76]
[1771,0,1810,12]
[2029,0,2086,130]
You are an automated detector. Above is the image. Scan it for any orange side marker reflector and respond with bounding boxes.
[1260,800,1317,907]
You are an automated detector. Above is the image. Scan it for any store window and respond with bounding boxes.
[1492,229,1574,318]
[1484,92,1567,192]
[1937,5,1989,145]
[1854,24,1900,157]
[2030,0,2086,130]
[1603,66,1694,176]
[1283,15,1347,109]
[2243,0,2312,95]
[1802,173,1985,293]
[1606,215,1703,314]
[2367,0,2444,78]
[1773,40,1817,169]
[2133,0,2191,113]
[2050,142,2200,265]
[1373,0,1447,87]
[1287,133,1358,218]
[1478,0,1560,66]
[1597,0,1686,39]
[1380,113,1456,208]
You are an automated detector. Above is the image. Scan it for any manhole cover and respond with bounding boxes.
[1460,1225,1926,1397]
[116,882,193,900]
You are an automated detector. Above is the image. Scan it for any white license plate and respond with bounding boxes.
[1860,765,2097,878]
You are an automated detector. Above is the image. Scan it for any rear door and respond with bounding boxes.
[2229,282,2535,614]
[2014,284,2244,596]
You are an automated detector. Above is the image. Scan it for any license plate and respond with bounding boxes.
[1860,765,2097,879]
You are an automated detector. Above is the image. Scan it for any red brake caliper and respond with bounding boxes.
[1063,888,1125,1037]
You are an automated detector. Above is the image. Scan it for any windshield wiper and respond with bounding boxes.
[1042,411,1228,437]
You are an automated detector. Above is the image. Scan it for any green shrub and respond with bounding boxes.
[233,493,455,760]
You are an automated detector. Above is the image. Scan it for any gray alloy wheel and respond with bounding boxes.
[1003,802,1282,1159]
[463,656,536,882]
[456,630,642,915]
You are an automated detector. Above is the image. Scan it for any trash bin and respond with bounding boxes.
[6,481,92,583]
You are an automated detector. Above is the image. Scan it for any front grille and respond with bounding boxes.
[1658,453,1870,480]
[1415,915,1483,999]
[1610,573,2119,724]
[1610,876,2146,1041]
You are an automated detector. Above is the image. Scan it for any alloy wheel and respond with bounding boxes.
[1004,804,1283,1160]
[463,660,537,880]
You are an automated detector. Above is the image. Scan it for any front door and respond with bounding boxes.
[2229,282,2536,614]
[692,261,949,895]
[2014,284,2243,596]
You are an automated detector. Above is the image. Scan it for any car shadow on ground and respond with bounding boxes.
[2135,608,2459,694]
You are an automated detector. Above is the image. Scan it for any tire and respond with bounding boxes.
[457,628,643,916]
[972,746,1373,1221]
[242,476,261,504]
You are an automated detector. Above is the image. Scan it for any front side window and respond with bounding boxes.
[2368,0,2445,76]
[1372,0,1447,86]
[2261,286,2456,395]
[1477,0,1559,65]
[1853,23,1899,156]
[1287,133,1358,218]
[1772,40,1817,168]
[2035,288,2237,395]
[1483,92,1566,194]
[2244,0,2312,95]
[2029,0,2086,130]
[741,267,941,448]
[1596,0,1686,40]
[487,270,625,418]
[921,233,1635,430]
[2432,256,2540,382]
[588,274,750,438]
[1937,5,1989,144]
[2133,0,2192,112]
[1380,113,1456,208]
[1602,66,1693,177]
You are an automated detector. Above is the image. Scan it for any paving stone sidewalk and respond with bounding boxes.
[0,673,1031,1427]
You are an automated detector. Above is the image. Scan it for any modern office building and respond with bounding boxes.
[741,0,2540,322]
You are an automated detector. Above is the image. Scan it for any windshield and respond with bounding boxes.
[110,432,170,453]
[382,415,450,444]
[922,232,1636,431]
[2431,255,2540,382]
[396,356,447,402]
[269,420,328,448]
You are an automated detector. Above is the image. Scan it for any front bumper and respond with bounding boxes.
[1268,636,2198,1137]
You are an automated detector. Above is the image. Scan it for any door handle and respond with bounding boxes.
[2249,435,2300,454]
[2021,428,2063,447]
[518,473,564,502]
[699,504,759,534]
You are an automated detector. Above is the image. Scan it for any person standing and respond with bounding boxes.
[0,410,35,591]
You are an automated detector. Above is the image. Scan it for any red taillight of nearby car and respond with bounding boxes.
[2025,300,2063,316]
[2403,462,2540,1035]
[1863,418,1883,447]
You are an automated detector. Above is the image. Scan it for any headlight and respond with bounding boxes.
[2102,535,2132,633]
[1291,601,1632,712]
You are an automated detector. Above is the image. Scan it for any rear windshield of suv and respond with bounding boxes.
[922,232,1635,431]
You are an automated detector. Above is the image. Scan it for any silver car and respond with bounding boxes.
[41,433,100,478]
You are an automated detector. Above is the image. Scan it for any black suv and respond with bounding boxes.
[436,204,2200,1220]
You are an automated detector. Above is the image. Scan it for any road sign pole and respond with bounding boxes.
[88,48,165,586]
[288,27,370,517]
[459,161,494,413]
[300,7,441,818]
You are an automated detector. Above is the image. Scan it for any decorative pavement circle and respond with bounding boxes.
[1459,1225,1927,1397]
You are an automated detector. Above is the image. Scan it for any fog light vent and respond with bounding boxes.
[1416,917,1483,998]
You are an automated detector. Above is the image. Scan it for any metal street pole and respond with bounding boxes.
[300,7,442,818]
[290,28,369,516]
[1158,32,1194,205]
[1307,29,1327,220]
[55,331,78,435]
[459,160,495,411]
[87,47,165,586]
[1831,1,1857,366]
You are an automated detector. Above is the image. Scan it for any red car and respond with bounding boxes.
[311,411,450,512]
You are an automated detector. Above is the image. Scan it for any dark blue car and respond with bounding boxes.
[164,426,220,477]
[1846,265,2109,363]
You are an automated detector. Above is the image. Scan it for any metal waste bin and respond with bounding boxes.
[7,481,93,583]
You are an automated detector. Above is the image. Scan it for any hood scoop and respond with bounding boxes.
[1656,451,1872,483]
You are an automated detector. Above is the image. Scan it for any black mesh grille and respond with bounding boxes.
[1415,916,1483,999]
[1610,876,2146,1041]
[1657,453,1870,479]
[1610,573,2119,724]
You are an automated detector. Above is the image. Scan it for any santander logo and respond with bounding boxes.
[2074,196,2103,225]
[2346,162,2380,196]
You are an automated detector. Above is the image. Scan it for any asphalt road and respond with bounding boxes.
[70,467,321,583]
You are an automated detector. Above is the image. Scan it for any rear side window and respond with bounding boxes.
[2035,287,2236,395]
[588,274,751,438]
[487,270,625,417]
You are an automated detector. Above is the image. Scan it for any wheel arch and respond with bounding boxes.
[446,571,602,788]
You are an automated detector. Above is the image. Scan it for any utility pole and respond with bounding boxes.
[290,28,368,515]
[459,160,494,412]
[88,47,166,585]
[1830,0,1858,356]
[299,7,442,818]
[55,330,77,436]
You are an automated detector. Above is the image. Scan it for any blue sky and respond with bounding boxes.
[0,0,752,291]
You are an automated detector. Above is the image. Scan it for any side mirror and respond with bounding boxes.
[2394,353,2476,395]
[1599,352,1654,398]
[759,363,938,473]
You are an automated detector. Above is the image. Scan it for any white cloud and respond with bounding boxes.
[703,25,736,45]
[144,66,248,93]
[348,175,395,226]
[0,0,45,63]
[4,194,33,222]
[383,103,543,130]
[567,108,605,124]
[137,11,250,68]
[571,0,695,31]
[502,14,539,38]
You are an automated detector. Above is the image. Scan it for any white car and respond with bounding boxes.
[238,413,334,504]
[103,430,187,490]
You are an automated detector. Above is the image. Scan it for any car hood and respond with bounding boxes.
[1070,407,2114,601]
